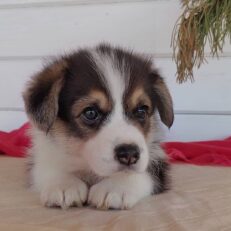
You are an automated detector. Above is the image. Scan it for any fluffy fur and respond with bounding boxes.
[23,43,174,210]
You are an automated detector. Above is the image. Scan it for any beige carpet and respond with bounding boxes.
[0,156,231,231]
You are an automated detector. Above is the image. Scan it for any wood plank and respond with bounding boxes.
[0,0,158,7]
[166,114,231,141]
[1,0,230,57]
[0,1,185,56]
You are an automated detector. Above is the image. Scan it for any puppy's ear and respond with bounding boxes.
[150,70,174,128]
[23,59,68,132]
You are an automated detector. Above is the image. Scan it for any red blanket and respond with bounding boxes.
[0,123,231,167]
[0,123,31,158]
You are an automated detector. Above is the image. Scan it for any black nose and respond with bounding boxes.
[115,144,140,166]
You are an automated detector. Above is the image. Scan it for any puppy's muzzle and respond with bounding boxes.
[114,144,140,166]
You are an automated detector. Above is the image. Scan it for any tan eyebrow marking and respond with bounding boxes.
[72,90,111,116]
[129,88,152,110]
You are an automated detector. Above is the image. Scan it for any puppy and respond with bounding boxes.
[23,43,174,210]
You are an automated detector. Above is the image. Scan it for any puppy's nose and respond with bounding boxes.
[115,144,140,166]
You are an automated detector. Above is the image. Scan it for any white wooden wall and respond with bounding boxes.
[0,0,231,141]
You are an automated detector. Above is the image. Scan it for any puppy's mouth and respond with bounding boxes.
[101,156,139,173]
[118,165,138,172]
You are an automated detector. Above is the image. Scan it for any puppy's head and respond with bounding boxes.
[24,44,173,177]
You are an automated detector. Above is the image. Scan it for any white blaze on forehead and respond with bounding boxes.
[89,49,146,146]
[90,49,127,118]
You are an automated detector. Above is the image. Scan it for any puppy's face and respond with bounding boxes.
[24,44,173,177]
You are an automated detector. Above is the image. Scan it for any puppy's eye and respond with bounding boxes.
[81,107,101,125]
[133,105,149,121]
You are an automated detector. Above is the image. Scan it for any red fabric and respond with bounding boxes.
[163,137,231,166]
[0,123,31,157]
[0,123,231,167]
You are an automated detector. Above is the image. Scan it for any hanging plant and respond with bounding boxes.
[171,0,231,83]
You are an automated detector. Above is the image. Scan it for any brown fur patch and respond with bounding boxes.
[125,87,153,137]
[150,72,174,128]
[128,88,152,111]
[23,59,68,132]
[50,118,70,137]
[71,90,111,117]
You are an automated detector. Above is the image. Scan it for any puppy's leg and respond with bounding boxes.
[147,158,170,194]
[32,159,88,209]
[88,171,153,210]
[40,176,88,209]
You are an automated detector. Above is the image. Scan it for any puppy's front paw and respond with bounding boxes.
[88,173,152,210]
[40,178,88,209]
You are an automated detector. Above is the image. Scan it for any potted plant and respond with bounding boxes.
[172,0,231,83]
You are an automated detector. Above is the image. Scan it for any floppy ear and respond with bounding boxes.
[150,70,174,128]
[23,59,68,132]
